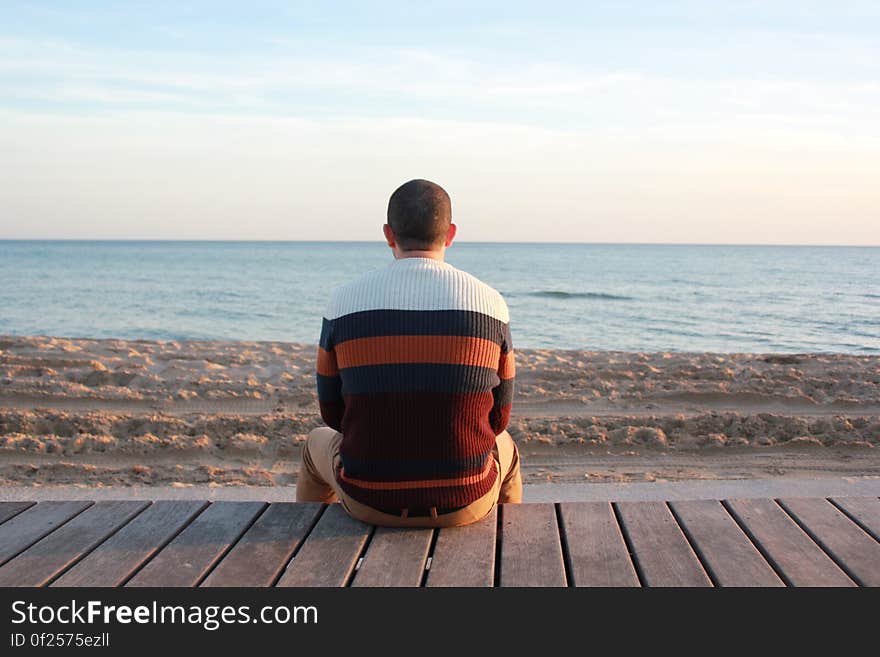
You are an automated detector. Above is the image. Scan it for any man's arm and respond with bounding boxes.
[316,317,345,432]
[489,322,515,435]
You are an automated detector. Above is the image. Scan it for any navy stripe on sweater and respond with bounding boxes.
[316,373,343,402]
[339,363,500,395]
[322,309,508,348]
[492,377,514,407]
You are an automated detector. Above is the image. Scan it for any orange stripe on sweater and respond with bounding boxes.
[316,347,339,376]
[339,457,495,490]
[499,350,515,380]
[335,335,501,369]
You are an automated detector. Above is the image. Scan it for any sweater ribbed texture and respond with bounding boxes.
[316,257,514,510]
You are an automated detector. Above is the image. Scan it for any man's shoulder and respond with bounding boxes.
[450,267,509,319]
[323,264,390,314]
[324,259,509,323]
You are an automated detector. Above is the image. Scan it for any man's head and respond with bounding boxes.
[384,179,456,257]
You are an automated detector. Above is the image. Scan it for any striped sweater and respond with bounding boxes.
[316,256,514,510]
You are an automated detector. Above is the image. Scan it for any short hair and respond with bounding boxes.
[387,179,452,250]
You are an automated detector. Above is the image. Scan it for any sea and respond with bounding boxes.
[0,241,877,353]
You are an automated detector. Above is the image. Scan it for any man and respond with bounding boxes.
[296,179,522,527]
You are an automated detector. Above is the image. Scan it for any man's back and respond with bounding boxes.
[316,256,515,511]
[298,178,521,527]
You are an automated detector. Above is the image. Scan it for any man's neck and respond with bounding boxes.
[394,249,445,262]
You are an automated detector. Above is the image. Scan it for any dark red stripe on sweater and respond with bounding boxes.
[337,459,498,509]
[339,391,497,462]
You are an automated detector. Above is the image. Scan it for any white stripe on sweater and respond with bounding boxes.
[325,257,509,323]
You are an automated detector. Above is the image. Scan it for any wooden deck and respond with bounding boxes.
[0,498,877,587]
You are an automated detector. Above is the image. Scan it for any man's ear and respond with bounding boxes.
[383,224,396,247]
[444,223,457,247]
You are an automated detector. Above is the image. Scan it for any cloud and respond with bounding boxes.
[0,109,877,244]
[1,34,879,142]
[0,8,878,244]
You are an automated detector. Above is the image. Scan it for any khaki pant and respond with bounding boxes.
[296,427,523,527]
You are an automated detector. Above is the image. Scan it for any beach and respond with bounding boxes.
[1,334,877,488]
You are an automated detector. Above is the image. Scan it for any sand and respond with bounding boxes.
[0,334,878,487]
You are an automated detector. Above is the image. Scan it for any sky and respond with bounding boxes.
[1,1,878,244]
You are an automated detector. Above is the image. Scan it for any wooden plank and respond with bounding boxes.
[277,504,371,587]
[831,497,880,541]
[202,502,323,587]
[558,502,639,587]
[499,503,566,587]
[0,501,92,568]
[725,498,854,587]
[126,502,265,587]
[427,506,497,587]
[670,500,783,587]
[779,498,880,587]
[353,526,433,587]
[0,502,35,525]
[615,501,711,587]
[0,501,148,587]
[53,501,208,587]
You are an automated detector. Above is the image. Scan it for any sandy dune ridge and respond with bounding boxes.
[1,335,878,486]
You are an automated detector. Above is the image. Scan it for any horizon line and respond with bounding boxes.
[0,238,878,248]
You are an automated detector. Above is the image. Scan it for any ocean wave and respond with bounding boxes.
[525,290,634,301]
